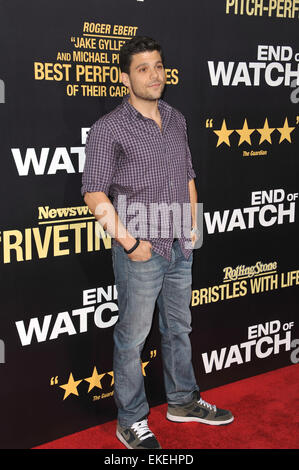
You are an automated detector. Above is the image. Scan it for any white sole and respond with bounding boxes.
[116,429,162,449]
[166,411,234,426]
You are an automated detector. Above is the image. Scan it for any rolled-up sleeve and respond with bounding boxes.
[81,121,118,197]
[183,117,196,181]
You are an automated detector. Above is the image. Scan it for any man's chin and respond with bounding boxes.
[140,93,162,102]
[147,87,165,100]
[132,86,165,102]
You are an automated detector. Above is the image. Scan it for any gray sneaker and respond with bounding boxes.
[116,416,162,449]
[167,392,234,426]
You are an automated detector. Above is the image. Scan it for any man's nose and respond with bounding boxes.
[149,67,159,80]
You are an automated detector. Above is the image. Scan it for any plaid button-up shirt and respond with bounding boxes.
[81,94,196,261]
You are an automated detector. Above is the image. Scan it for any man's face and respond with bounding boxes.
[121,50,166,101]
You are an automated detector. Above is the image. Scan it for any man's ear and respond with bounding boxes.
[121,72,130,88]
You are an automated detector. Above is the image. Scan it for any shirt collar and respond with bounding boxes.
[121,93,170,123]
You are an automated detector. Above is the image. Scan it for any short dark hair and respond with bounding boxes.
[119,36,164,74]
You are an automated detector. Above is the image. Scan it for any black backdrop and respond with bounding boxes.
[0,0,298,449]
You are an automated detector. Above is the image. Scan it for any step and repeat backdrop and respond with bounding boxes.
[0,0,298,449]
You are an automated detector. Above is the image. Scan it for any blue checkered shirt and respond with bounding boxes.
[81,95,196,261]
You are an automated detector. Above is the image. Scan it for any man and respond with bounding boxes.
[81,36,233,450]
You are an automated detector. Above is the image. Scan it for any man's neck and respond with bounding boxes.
[128,94,160,120]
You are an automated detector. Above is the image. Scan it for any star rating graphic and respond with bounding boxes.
[213,119,234,147]
[235,118,255,146]
[210,116,296,147]
[84,366,106,393]
[52,352,157,400]
[256,118,275,144]
[277,117,295,144]
[59,373,82,400]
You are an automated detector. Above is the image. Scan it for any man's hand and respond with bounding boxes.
[127,240,152,262]
[191,227,200,247]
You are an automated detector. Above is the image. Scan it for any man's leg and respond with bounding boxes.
[157,240,199,405]
[158,242,234,426]
[112,244,167,427]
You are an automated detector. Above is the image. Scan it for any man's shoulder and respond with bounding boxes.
[159,98,186,124]
[90,103,124,131]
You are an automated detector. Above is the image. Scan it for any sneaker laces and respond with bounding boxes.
[131,418,154,441]
[198,397,217,412]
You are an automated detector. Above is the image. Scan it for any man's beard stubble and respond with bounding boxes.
[130,81,166,102]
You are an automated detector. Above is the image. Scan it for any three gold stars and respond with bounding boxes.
[213,117,296,147]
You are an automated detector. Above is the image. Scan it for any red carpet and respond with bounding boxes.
[35,365,299,449]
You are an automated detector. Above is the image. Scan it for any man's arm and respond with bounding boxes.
[188,178,198,245]
[188,178,197,228]
[84,191,152,261]
[82,122,151,261]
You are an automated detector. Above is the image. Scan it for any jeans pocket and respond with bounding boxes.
[127,250,154,263]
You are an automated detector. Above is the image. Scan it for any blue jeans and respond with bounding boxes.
[111,239,199,427]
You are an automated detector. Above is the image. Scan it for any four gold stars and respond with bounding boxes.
[213,116,296,147]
